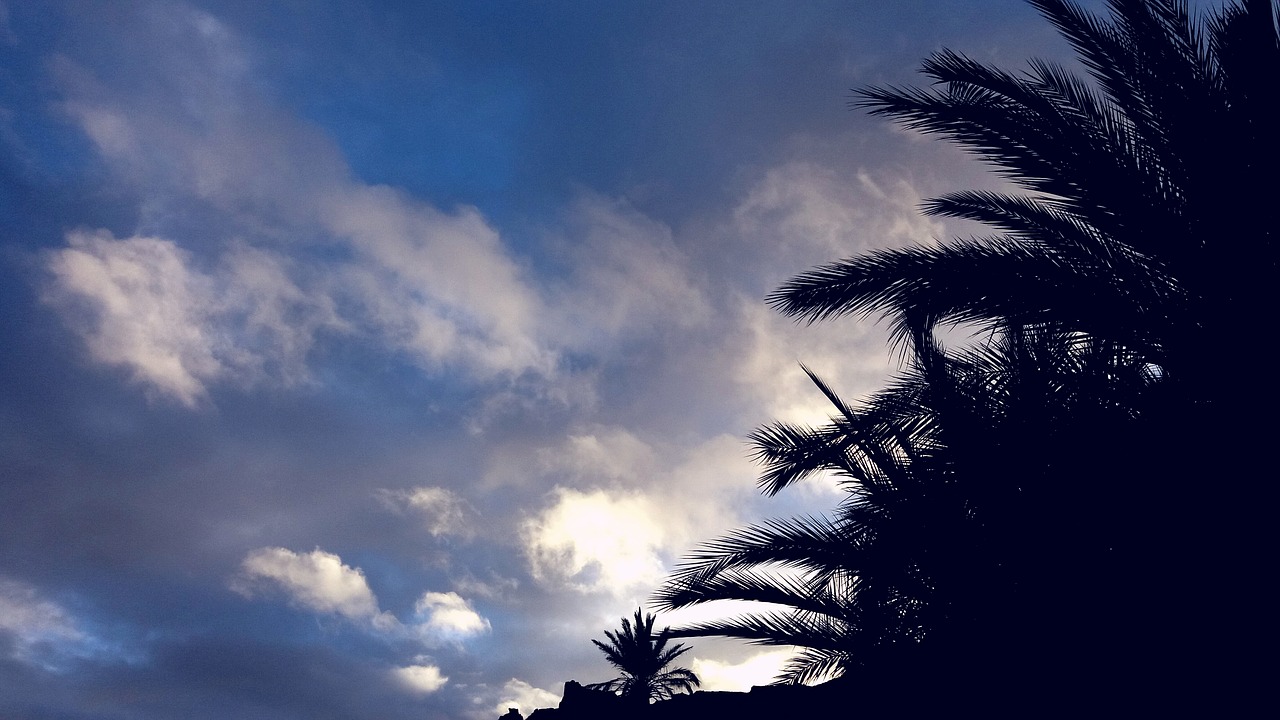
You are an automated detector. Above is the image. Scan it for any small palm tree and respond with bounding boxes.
[588,608,700,706]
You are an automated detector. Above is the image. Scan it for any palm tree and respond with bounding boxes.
[588,609,700,706]
[770,0,1277,398]
[665,0,1276,708]
[658,329,1155,693]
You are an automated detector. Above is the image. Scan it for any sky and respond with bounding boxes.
[0,1,1086,718]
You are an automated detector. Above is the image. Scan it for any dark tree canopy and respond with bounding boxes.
[659,1,1277,712]
[588,609,700,706]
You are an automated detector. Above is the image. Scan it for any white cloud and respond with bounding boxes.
[690,648,795,692]
[44,230,348,405]
[235,547,394,629]
[235,548,495,653]
[520,429,788,601]
[413,591,490,645]
[378,486,476,538]
[392,663,449,695]
[494,678,561,716]
[218,242,347,385]
[535,428,657,486]
[320,185,554,379]
[45,231,222,406]
[728,295,892,431]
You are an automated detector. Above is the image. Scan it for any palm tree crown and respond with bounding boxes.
[659,0,1276,708]
[588,609,700,705]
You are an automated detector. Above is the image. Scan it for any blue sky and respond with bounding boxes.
[2,1,1087,718]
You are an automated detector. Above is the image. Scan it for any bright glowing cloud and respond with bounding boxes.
[392,663,449,695]
[493,678,561,716]
[522,487,667,596]
[690,648,795,692]
[413,591,490,645]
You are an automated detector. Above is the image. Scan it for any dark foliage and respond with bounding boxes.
[659,0,1276,710]
[587,609,700,705]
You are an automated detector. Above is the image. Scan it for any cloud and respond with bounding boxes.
[733,162,944,262]
[235,549,493,654]
[519,429,784,601]
[412,591,490,646]
[44,231,223,406]
[44,2,557,407]
[549,193,713,345]
[235,547,393,628]
[522,487,668,597]
[494,678,561,716]
[392,663,449,695]
[44,231,346,405]
[378,486,476,538]
[0,578,86,666]
[690,648,795,692]
[320,185,554,379]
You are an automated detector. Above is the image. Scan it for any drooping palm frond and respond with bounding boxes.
[661,318,1164,685]
[772,0,1277,389]
[662,0,1277,705]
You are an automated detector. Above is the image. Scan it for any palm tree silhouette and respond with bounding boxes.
[771,0,1277,392]
[659,328,1155,692]
[588,609,700,706]
[662,2,1276,707]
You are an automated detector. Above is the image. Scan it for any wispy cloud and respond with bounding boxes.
[377,486,477,539]
[0,578,86,667]
[44,3,556,407]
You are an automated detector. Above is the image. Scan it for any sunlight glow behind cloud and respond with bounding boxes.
[522,487,668,596]
[691,648,795,692]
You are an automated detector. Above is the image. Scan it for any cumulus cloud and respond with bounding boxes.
[235,547,394,629]
[235,548,493,656]
[494,678,561,716]
[392,663,449,695]
[412,591,490,646]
